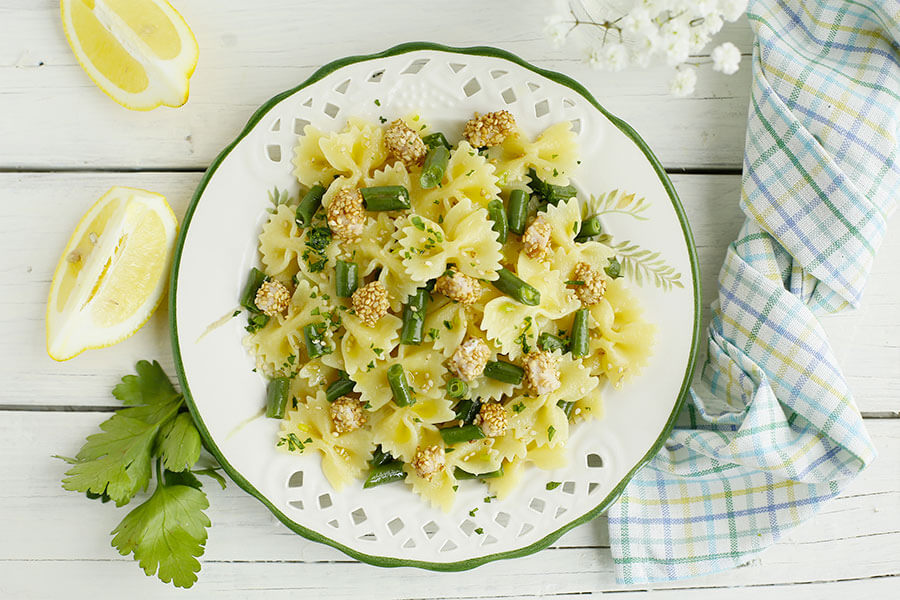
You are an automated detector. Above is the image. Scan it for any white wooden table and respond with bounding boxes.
[1,2,897,598]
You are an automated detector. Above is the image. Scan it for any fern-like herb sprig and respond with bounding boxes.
[597,234,684,291]
[587,189,650,221]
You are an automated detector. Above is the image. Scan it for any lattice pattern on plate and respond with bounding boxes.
[176,48,695,567]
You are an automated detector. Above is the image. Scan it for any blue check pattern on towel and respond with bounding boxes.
[607,0,899,583]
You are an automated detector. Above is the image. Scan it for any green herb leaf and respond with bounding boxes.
[157,413,202,473]
[546,481,562,490]
[111,466,210,589]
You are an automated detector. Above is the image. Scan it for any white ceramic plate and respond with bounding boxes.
[170,43,700,570]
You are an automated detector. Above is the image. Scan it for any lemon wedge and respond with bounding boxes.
[60,0,199,110]
[46,187,178,361]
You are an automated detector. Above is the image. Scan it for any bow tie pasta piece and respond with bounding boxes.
[490,121,579,186]
[318,117,389,182]
[397,197,503,283]
[363,161,411,189]
[448,438,503,476]
[402,459,457,512]
[422,296,471,357]
[349,213,419,311]
[369,398,455,464]
[279,392,376,491]
[507,393,571,450]
[340,310,401,376]
[353,345,448,411]
[244,279,336,375]
[584,279,656,388]
[259,204,306,282]
[292,125,340,187]
[416,141,501,211]
[482,255,580,359]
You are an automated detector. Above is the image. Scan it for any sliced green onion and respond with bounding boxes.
[492,268,541,306]
[295,183,326,227]
[387,364,414,407]
[446,377,469,400]
[265,377,291,419]
[419,145,450,189]
[363,461,406,488]
[483,360,524,385]
[440,424,485,445]
[605,257,623,279]
[361,185,411,211]
[487,199,508,244]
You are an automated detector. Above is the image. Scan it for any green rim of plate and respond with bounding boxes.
[169,41,701,571]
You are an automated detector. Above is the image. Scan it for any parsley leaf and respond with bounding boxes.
[158,413,202,473]
[111,462,210,589]
[546,481,562,490]
[59,360,183,506]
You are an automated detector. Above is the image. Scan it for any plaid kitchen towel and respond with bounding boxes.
[608,0,899,583]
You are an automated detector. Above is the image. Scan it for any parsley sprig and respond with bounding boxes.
[56,360,221,589]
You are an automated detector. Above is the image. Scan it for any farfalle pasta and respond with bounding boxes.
[242,110,655,510]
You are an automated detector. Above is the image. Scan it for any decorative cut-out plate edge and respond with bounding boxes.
[169,41,701,571]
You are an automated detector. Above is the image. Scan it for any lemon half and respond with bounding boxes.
[46,187,178,361]
[60,0,199,110]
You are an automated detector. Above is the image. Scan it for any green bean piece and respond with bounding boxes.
[440,424,485,445]
[363,461,407,488]
[507,189,530,235]
[605,257,623,279]
[570,308,590,358]
[538,332,568,353]
[483,360,524,385]
[452,399,481,424]
[419,145,451,189]
[400,288,429,345]
[265,377,291,419]
[302,323,331,358]
[557,399,575,419]
[240,267,268,311]
[294,183,326,227]
[422,132,451,150]
[360,185,411,211]
[492,268,541,306]
[454,466,504,480]
[335,260,359,298]
[528,168,577,205]
[487,199,508,243]
[387,364,414,407]
[369,446,394,467]
[325,377,356,402]
[446,377,469,399]
[576,215,603,241]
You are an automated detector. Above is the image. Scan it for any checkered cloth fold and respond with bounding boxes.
[608,0,899,583]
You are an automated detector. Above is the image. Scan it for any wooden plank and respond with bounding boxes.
[2,172,896,412]
[0,1,753,170]
[0,411,896,597]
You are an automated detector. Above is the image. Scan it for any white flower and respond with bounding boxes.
[621,7,652,35]
[603,41,630,71]
[711,42,741,74]
[543,14,570,49]
[660,16,692,66]
[669,66,697,97]
[699,12,725,36]
[719,0,749,22]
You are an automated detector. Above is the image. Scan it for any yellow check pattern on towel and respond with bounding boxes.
[608,0,898,583]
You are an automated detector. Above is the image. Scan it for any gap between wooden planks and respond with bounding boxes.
[0,1,753,171]
[0,172,896,413]
[0,412,896,598]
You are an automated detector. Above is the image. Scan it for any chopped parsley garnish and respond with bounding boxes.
[512,402,525,413]
[546,481,562,490]
[374,98,381,106]
[474,527,484,535]
[469,507,479,517]
[277,433,311,453]
[443,319,454,330]
[427,328,440,341]
[548,425,556,442]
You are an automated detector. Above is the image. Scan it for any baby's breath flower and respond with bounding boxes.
[720,0,750,22]
[711,41,741,75]
[669,65,698,97]
[544,14,570,49]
